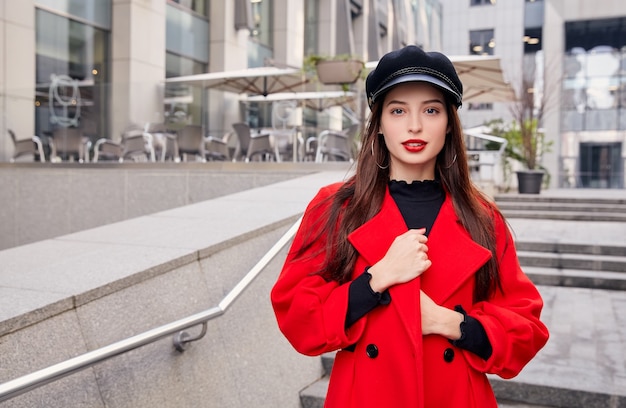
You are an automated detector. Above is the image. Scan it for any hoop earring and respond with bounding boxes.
[371,137,389,170]
[444,154,457,169]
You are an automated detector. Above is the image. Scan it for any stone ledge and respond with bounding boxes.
[0,170,350,337]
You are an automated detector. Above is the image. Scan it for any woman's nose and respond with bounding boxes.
[408,113,422,132]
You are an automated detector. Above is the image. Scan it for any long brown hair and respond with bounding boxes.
[297,93,503,302]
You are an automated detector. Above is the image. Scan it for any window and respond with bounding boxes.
[523,28,542,54]
[248,0,273,67]
[468,102,493,111]
[469,29,495,55]
[304,0,318,55]
[562,18,626,132]
[165,4,209,128]
[166,3,209,64]
[565,18,626,52]
[35,7,110,143]
[168,0,209,17]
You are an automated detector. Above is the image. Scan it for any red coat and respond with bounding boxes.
[271,183,549,408]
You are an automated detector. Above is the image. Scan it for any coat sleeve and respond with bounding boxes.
[463,212,549,379]
[270,184,366,356]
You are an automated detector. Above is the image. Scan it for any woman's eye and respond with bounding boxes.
[391,108,404,115]
[425,107,438,115]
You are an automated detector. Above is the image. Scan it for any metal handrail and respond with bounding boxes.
[0,217,302,403]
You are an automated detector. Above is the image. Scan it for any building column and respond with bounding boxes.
[542,1,564,188]
[0,0,36,161]
[110,0,166,140]
[273,0,304,68]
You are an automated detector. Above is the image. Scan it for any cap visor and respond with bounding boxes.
[373,74,461,104]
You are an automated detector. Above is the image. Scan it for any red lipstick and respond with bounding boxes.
[402,139,427,153]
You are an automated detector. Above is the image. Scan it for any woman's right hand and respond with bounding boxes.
[368,228,431,293]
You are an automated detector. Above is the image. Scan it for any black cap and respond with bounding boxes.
[366,45,463,108]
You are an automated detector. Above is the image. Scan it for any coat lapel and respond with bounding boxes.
[348,189,421,345]
[348,190,407,266]
[347,190,493,346]
[422,198,492,304]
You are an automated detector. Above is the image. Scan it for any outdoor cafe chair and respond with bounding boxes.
[50,127,90,162]
[8,129,46,162]
[92,138,123,162]
[204,131,232,161]
[121,128,155,162]
[144,122,178,162]
[315,129,353,162]
[92,125,155,162]
[271,100,299,161]
[177,125,206,162]
[231,122,277,162]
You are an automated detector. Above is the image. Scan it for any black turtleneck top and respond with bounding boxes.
[345,180,492,360]
[388,179,445,234]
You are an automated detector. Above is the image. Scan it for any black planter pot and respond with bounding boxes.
[516,170,544,194]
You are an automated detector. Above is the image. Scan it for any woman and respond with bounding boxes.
[271,45,549,407]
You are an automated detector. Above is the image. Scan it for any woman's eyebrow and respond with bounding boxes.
[385,98,445,106]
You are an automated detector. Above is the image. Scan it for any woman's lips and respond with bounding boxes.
[402,139,427,153]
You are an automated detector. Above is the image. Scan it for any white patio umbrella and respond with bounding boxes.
[365,55,516,104]
[241,90,357,111]
[164,66,309,96]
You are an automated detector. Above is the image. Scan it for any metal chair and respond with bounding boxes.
[121,128,155,162]
[92,138,123,162]
[177,125,206,162]
[8,129,46,162]
[231,122,277,162]
[315,130,353,162]
[144,123,178,162]
[271,100,299,161]
[92,126,155,162]
[204,132,232,161]
[50,128,88,162]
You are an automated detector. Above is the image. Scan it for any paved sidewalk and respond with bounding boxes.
[491,284,626,406]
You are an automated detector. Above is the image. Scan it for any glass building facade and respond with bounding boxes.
[35,0,111,151]
[560,17,626,188]
[164,1,210,130]
[13,0,624,190]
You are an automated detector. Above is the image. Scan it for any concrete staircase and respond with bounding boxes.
[495,194,626,222]
[298,192,626,408]
[500,193,626,291]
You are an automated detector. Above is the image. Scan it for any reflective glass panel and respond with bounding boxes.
[35,0,111,28]
[164,53,206,129]
[35,9,110,145]
[586,77,620,110]
[166,4,210,63]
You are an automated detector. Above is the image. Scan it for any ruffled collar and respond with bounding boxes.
[388,179,444,202]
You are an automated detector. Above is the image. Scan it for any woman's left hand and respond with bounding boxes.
[420,290,464,339]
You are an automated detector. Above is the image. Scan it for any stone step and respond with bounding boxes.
[494,195,626,206]
[497,201,626,214]
[515,241,626,258]
[500,209,626,222]
[301,359,623,408]
[517,250,626,273]
[524,266,626,290]
[495,193,626,221]
[300,371,569,408]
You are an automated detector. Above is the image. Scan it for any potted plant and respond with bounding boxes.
[303,54,365,88]
[486,117,552,194]
[486,60,557,194]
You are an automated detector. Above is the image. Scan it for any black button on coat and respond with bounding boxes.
[366,344,379,358]
[443,348,455,363]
